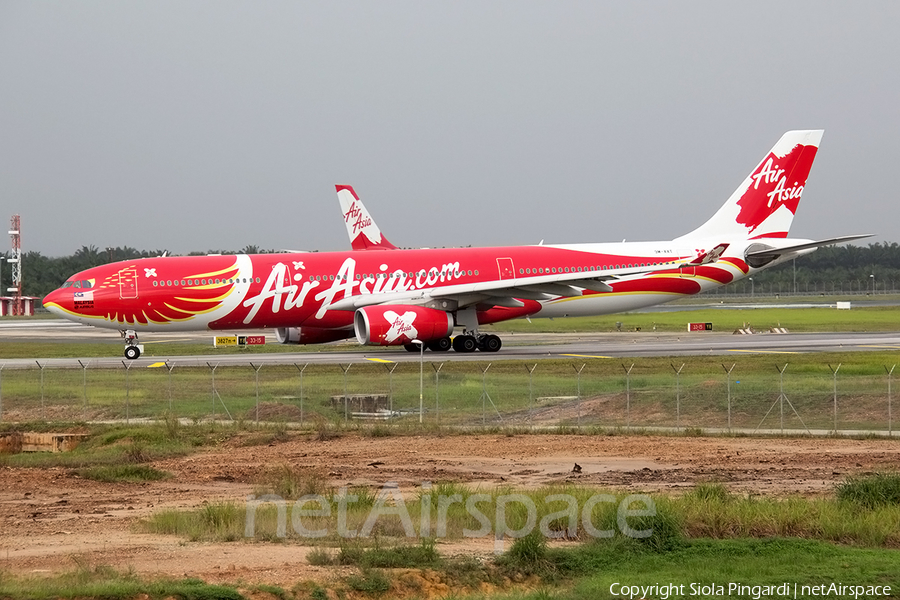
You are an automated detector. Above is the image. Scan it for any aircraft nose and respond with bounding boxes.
[42,288,69,316]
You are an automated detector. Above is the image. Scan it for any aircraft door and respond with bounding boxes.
[118,267,139,299]
[497,257,515,280]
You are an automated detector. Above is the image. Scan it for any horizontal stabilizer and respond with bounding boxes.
[746,234,873,260]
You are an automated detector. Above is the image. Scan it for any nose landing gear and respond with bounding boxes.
[122,330,143,359]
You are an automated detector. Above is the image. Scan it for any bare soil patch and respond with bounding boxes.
[2,432,899,589]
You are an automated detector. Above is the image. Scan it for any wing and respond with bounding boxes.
[326,259,702,313]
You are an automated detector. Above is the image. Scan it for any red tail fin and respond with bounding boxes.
[677,130,823,241]
[336,185,398,251]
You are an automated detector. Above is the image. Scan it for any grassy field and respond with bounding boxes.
[2,304,900,361]
[133,475,900,599]
[2,349,898,431]
[489,305,900,334]
[1,536,897,599]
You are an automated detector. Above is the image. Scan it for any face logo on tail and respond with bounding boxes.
[736,143,817,236]
[383,310,418,343]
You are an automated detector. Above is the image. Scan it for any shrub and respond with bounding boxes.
[836,473,900,509]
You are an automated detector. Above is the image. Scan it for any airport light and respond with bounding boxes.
[412,339,425,423]
[870,274,875,295]
[749,277,754,298]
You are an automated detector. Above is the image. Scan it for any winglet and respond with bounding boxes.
[336,185,398,250]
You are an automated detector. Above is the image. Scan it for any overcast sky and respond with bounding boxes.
[1,1,897,257]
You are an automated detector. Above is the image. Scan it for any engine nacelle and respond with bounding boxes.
[354,305,454,346]
[274,327,354,345]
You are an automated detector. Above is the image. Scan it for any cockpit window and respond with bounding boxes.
[61,279,94,289]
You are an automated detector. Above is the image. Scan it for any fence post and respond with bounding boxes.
[122,360,132,424]
[165,361,175,413]
[207,362,218,422]
[0,364,3,422]
[671,363,684,429]
[722,363,735,432]
[78,360,90,422]
[887,365,896,437]
[205,362,233,423]
[525,364,537,427]
[622,363,634,428]
[384,363,399,414]
[340,364,351,422]
[432,363,444,426]
[573,363,586,428]
[295,363,308,427]
[36,360,45,421]
[828,363,841,432]
[251,363,262,425]
[479,363,502,425]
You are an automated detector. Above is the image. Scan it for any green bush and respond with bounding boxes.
[836,473,900,508]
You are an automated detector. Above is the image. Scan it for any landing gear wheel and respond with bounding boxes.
[452,335,477,353]
[427,337,452,352]
[124,346,141,360]
[481,334,502,352]
[404,343,420,352]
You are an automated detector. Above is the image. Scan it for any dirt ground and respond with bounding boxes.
[2,432,899,591]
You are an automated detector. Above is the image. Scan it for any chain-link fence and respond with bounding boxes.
[0,360,896,434]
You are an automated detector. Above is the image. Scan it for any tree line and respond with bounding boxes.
[3,242,899,301]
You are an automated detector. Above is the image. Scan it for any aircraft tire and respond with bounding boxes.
[124,346,141,360]
[427,337,452,352]
[452,335,477,353]
[404,343,420,352]
[482,335,502,352]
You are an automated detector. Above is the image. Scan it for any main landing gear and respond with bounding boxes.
[404,337,452,353]
[453,333,502,353]
[403,333,502,353]
[122,330,143,360]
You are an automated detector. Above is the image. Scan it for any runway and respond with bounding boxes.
[1,319,899,368]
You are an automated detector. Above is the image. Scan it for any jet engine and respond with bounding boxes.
[354,305,454,346]
[275,327,354,345]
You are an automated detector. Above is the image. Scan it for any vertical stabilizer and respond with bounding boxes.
[336,185,398,250]
[676,130,823,242]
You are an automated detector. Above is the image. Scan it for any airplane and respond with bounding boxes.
[43,130,871,359]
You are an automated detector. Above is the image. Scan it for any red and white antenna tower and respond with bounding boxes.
[8,214,22,315]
